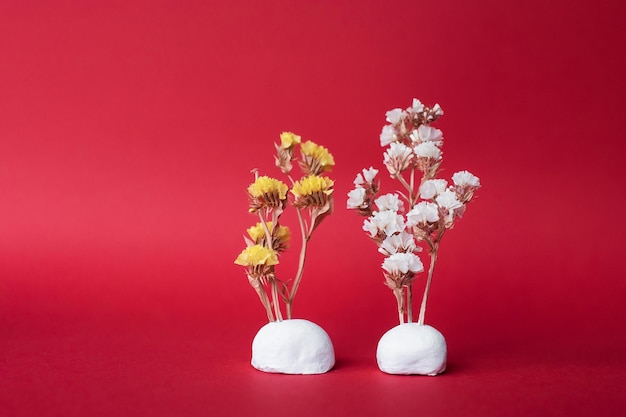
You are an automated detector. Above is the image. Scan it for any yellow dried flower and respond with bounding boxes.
[300,141,335,175]
[247,221,291,251]
[248,176,288,199]
[248,176,288,212]
[292,175,334,197]
[292,175,334,208]
[234,245,279,267]
[280,132,301,149]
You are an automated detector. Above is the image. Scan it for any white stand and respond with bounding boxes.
[376,323,447,375]
[251,319,335,374]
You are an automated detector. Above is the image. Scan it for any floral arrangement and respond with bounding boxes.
[347,98,480,325]
[235,133,335,322]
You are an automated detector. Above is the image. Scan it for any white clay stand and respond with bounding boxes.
[251,319,335,374]
[376,323,447,375]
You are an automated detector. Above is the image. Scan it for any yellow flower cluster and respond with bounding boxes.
[247,221,291,247]
[234,245,279,267]
[292,175,334,198]
[247,176,288,199]
[301,141,335,171]
[280,132,301,149]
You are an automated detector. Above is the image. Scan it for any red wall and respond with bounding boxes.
[1,1,625,416]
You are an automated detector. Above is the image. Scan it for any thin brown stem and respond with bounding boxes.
[271,280,283,321]
[394,287,405,324]
[286,207,309,319]
[418,246,438,325]
[407,284,413,323]
[395,173,414,207]
[254,284,275,322]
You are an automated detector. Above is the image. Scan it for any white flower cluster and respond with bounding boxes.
[347,97,480,289]
[378,99,446,180]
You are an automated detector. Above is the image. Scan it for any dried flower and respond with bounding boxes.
[383,142,413,176]
[238,135,336,322]
[299,141,335,175]
[379,231,418,256]
[435,189,463,211]
[362,210,405,239]
[419,179,448,200]
[411,125,443,145]
[374,193,404,212]
[382,252,424,275]
[347,187,367,210]
[235,245,279,270]
[354,167,379,186]
[248,176,288,213]
[348,96,480,326]
[385,108,405,125]
[406,98,425,114]
[246,221,291,252]
[279,132,301,149]
[414,141,443,160]
[406,202,440,226]
[452,170,480,187]
[292,175,334,208]
[452,170,481,203]
[380,125,397,147]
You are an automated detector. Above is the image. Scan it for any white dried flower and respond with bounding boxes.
[406,202,440,226]
[347,187,366,209]
[382,252,424,275]
[380,125,397,147]
[432,103,444,116]
[412,125,443,145]
[436,190,463,210]
[362,167,378,183]
[384,142,413,176]
[378,231,417,256]
[419,179,448,199]
[374,193,404,212]
[385,108,405,125]
[452,170,480,187]
[406,98,424,114]
[362,210,405,238]
[414,141,442,160]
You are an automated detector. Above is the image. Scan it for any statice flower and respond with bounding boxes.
[406,202,440,226]
[380,125,397,147]
[385,108,405,125]
[432,103,444,117]
[411,125,443,145]
[414,141,442,160]
[291,175,334,208]
[435,189,463,211]
[374,193,404,212]
[419,179,448,200]
[363,210,405,238]
[452,170,480,187]
[378,231,418,256]
[354,167,379,186]
[347,187,367,210]
[382,252,424,275]
[383,142,413,176]
[406,98,425,114]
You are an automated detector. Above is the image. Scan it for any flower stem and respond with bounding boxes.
[395,174,415,208]
[254,284,275,322]
[287,207,309,319]
[271,280,283,321]
[393,287,405,324]
[417,246,438,325]
[407,284,413,323]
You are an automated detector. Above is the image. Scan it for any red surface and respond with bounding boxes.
[1,0,625,416]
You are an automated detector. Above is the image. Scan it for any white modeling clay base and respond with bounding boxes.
[376,323,447,375]
[251,319,335,374]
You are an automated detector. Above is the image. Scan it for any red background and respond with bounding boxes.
[1,0,625,416]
